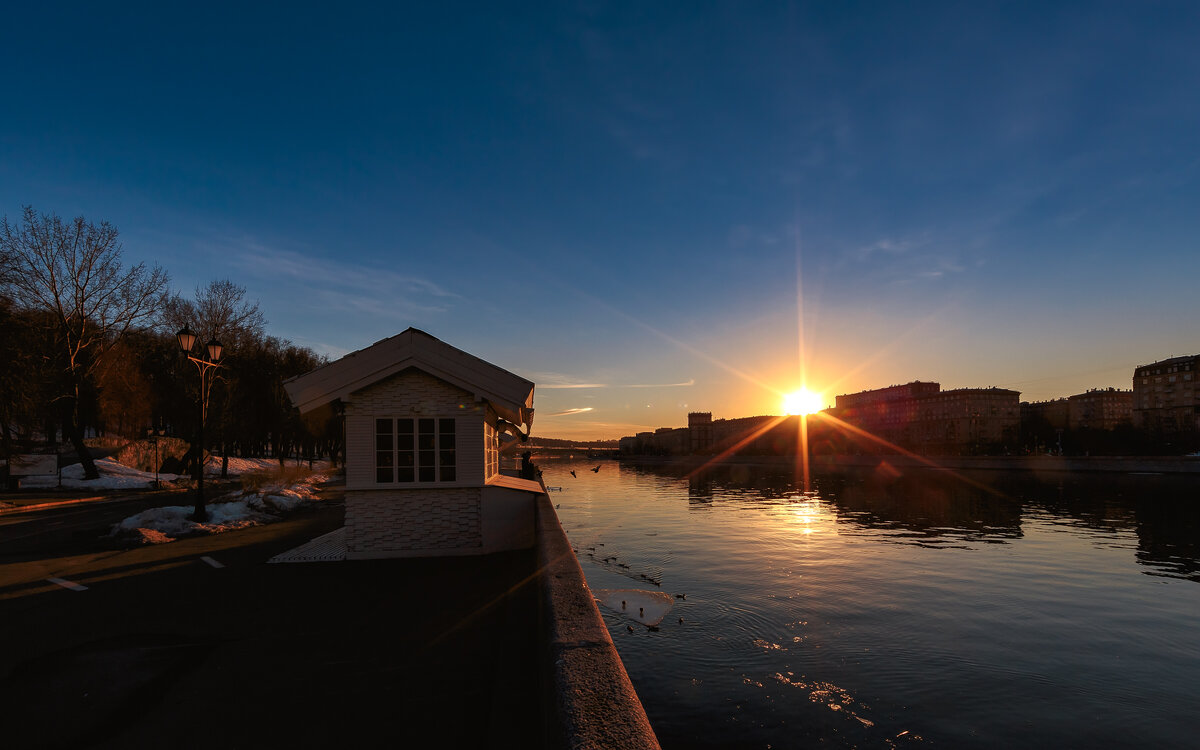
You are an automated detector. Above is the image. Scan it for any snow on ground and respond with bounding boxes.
[203,456,332,476]
[113,499,273,540]
[18,452,334,544]
[111,468,331,544]
[21,455,331,489]
[20,457,180,490]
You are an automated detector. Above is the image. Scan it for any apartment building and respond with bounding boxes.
[1022,399,1070,430]
[1132,355,1200,435]
[833,381,1020,455]
[1067,388,1133,430]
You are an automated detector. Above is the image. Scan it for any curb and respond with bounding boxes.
[0,486,194,516]
[0,494,120,515]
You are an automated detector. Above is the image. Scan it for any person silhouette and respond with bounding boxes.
[520,451,536,480]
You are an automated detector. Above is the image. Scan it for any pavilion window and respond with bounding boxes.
[485,422,499,478]
[439,418,456,482]
[375,417,455,483]
[397,419,415,482]
[376,419,394,483]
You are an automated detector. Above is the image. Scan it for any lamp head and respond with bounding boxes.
[206,338,223,363]
[176,325,197,354]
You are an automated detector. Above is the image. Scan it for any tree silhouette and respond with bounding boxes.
[1,207,168,478]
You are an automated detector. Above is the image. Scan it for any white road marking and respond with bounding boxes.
[47,577,88,591]
[200,556,225,568]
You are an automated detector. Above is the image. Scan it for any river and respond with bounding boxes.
[545,458,1200,749]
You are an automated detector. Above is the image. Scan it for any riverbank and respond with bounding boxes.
[614,453,1200,474]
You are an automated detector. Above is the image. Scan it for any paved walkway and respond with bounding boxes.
[1,496,545,748]
[268,527,347,563]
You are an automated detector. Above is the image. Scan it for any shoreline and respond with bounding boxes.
[604,453,1200,475]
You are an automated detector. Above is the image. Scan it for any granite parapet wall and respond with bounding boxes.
[534,492,661,750]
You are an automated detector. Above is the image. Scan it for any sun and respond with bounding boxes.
[782,388,824,416]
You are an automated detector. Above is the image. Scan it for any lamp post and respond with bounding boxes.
[146,426,163,489]
[177,325,223,521]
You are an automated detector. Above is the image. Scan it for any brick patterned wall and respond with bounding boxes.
[346,487,483,553]
[343,368,487,489]
[346,368,477,415]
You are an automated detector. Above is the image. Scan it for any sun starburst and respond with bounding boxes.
[782,388,823,416]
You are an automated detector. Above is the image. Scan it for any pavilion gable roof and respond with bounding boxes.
[283,328,535,428]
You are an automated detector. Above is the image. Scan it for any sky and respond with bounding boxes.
[3,2,1198,439]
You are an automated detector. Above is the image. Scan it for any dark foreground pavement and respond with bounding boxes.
[0,500,543,749]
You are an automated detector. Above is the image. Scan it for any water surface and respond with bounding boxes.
[548,459,1200,749]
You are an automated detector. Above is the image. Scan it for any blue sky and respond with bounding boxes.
[3,2,1198,438]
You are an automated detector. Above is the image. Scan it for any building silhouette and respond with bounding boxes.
[1133,355,1200,439]
[831,382,1020,455]
[1067,388,1133,430]
[1021,398,1070,431]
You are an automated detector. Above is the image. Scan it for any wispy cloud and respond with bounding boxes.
[888,256,966,286]
[851,237,917,262]
[223,242,459,319]
[545,407,596,417]
[625,379,695,388]
[536,378,695,389]
[526,371,607,389]
[837,233,973,287]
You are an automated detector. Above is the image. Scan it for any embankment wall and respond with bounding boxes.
[534,492,661,750]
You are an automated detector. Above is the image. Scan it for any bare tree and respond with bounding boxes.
[160,279,265,349]
[1,206,169,478]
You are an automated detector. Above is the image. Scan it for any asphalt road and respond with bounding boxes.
[0,486,545,749]
[0,483,241,558]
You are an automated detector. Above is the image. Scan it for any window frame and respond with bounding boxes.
[375,415,457,485]
[484,421,499,479]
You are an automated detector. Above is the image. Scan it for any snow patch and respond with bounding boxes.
[21,457,180,490]
[110,469,331,544]
[113,501,271,541]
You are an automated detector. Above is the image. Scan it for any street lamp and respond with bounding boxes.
[177,325,223,521]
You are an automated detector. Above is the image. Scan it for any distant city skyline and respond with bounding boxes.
[3,2,1198,439]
